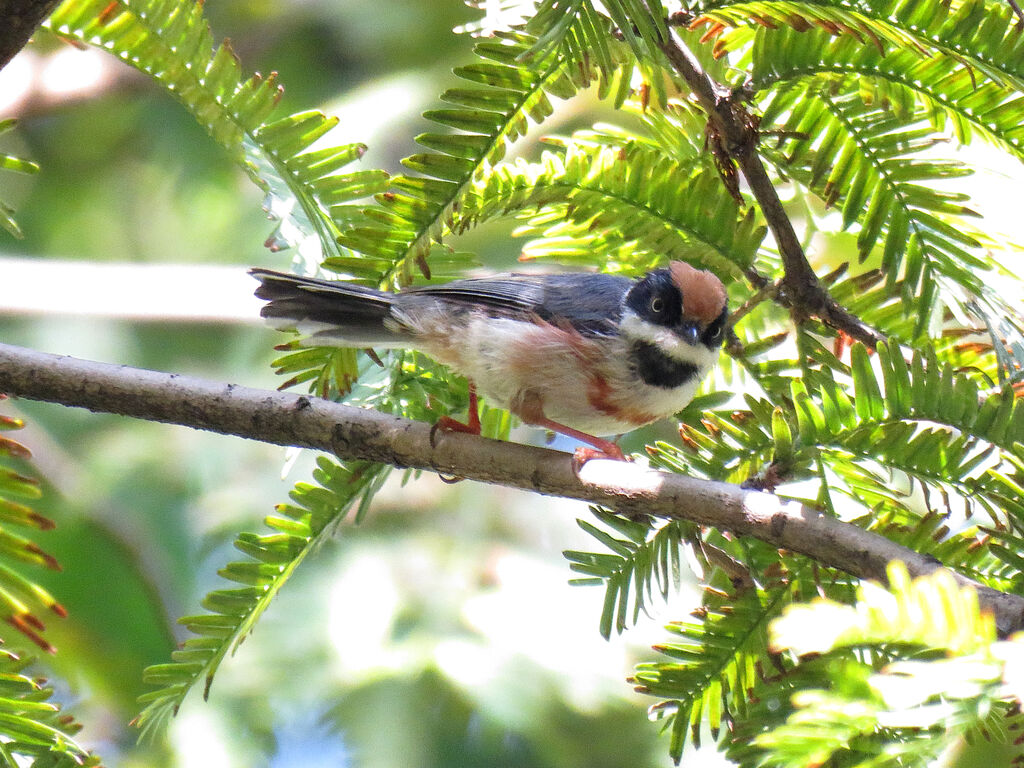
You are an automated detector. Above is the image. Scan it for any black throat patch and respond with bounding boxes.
[629,341,699,389]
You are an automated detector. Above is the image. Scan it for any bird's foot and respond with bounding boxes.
[429,386,481,485]
[429,416,481,484]
[571,441,628,477]
[428,385,482,450]
[430,414,481,439]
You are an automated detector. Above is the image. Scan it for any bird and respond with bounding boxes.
[250,262,728,463]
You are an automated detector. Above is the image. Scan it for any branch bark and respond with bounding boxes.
[0,0,60,73]
[1,341,1021,635]
[655,30,885,347]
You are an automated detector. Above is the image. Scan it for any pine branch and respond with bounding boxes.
[653,27,884,347]
[0,0,59,73]
[1,341,1021,635]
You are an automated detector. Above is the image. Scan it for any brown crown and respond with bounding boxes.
[668,261,727,324]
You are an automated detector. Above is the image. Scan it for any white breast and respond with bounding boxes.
[413,311,718,437]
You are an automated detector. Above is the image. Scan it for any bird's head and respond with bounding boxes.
[623,261,728,350]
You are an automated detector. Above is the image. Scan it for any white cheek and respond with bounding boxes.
[619,311,710,363]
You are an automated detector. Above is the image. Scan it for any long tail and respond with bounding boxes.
[250,268,408,347]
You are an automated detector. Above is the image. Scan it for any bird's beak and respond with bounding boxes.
[677,322,701,345]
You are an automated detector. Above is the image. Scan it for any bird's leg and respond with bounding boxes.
[430,382,482,446]
[531,416,626,462]
[466,384,481,433]
[512,391,627,471]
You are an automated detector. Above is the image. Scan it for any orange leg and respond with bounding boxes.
[512,390,628,471]
[529,415,625,463]
[430,383,482,446]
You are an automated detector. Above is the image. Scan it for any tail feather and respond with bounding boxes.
[249,268,408,347]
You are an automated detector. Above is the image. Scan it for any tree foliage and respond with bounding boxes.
[3,0,1024,764]
[0,120,38,238]
[0,398,97,766]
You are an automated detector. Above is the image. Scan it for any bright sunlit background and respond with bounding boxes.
[0,2,734,767]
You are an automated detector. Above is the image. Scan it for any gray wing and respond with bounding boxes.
[399,272,633,334]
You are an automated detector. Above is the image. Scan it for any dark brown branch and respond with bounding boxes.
[1007,0,1024,27]
[0,0,60,73]
[655,29,885,347]
[1,341,1021,635]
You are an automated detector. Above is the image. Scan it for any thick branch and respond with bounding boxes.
[0,0,60,73]
[655,31,885,347]
[1,342,1021,635]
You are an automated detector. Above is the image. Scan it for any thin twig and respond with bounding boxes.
[653,26,885,347]
[0,342,1021,636]
[728,277,782,330]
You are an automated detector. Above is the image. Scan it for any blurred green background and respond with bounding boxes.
[0,2,706,766]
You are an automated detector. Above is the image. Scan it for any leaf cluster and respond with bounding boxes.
[726,563,1024,768]
[0,119,39,238]
[0,646,99,768]
[0,399,96,766]
[603,332,1024,759]
[135,457,388,738]
[0,400,65,655]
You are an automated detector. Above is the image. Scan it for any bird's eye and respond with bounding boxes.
[650,296,665,313]
[708,324,722,340]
